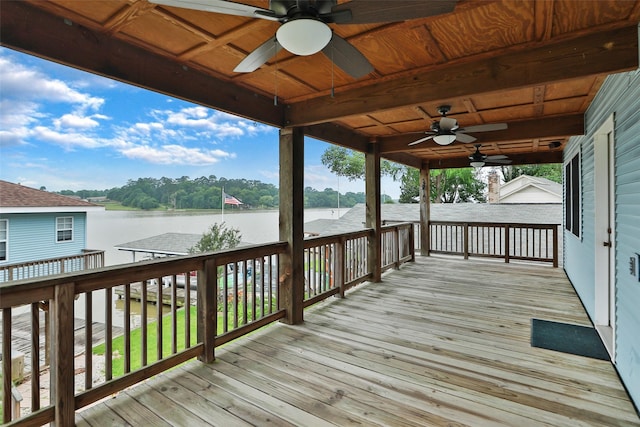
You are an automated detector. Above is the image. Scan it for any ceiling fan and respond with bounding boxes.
[469,144,512,168]
[408,105,508,146]
[149,0,457,78]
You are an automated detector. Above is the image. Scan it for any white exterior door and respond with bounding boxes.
[594,114,616,361]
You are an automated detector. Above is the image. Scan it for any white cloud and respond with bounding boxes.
[120,144,234,165]
[0,56,104,111]
[155,106,274,140]
[31,126,102,149]
[54,113,102,129]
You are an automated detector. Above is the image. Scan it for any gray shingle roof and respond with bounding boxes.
[305,203,562,236]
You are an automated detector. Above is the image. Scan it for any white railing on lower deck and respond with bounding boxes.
[0,250,105,282]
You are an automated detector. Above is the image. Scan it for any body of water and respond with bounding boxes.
[70,208,340,326]
[87,208,340,266]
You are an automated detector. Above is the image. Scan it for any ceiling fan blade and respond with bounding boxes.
[460,123,508,133]
[487,159,512,164]
[439,117,457,131]
[321,34,373,79]
[454,133,477,143]
[408,135,434,146]
[332,0,457,24]
[486,154,509,160]
[234,36,282,73]
[150,0,276,19]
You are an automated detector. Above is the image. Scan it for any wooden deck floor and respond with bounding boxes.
[76,257,640,426]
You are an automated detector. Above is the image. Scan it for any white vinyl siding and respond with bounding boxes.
[56,216,73,242]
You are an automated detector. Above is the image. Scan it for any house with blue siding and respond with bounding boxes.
[0,180,104,280]
[563,70,640,407]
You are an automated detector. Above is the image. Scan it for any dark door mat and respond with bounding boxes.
[531,319,610,361]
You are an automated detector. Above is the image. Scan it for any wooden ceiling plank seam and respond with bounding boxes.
[0,0,285,128]
[179,19,267,61]
[412,23,448,63]
[461,98,482,123]
[378,114,585,153]
[413,106,434,121]
[628,0,640,21]
[285,25,639,127]
[148,7,219,43]
[533,85,546,116]
[102,2,157,35]
[534,0,555,41]
[579,74,608,111]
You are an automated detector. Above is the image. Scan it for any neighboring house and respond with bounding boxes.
[563,69,640,406]
[305,202,563,236]
[0,180,104,280]
[488,173,562,204]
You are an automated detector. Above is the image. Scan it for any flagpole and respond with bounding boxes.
[221,186,224,222]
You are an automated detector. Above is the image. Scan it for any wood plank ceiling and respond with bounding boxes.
[1,0,639,169]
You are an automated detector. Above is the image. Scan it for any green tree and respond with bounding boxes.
[398,167,486,203]
[500,164,562,183]
[189,223,241,253]
[321,146,402,181]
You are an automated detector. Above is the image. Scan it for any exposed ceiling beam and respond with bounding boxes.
[0,0,284,128]
[303,124,369,152]
[285,25,638,127]
[424,150,564,170]
[378,114,585,153]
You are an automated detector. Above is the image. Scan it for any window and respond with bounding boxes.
[565,152,581,237]
[56,216,73,242]
[0,219,7,261]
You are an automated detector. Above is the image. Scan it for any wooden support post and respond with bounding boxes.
[198,258,218,363]
[52,282,75,426]
[279,128,305,324]
[420,165,431,256]
[366,142,382,282]
[2,308,11,424]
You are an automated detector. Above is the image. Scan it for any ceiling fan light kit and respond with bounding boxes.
[276,19,332,56]
[470,161,485,168]
[433,134,456,145]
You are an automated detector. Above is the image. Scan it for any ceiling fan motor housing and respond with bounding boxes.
[270,0,336,18]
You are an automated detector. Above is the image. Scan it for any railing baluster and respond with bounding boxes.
[156,276,163,361]
[171,275,177,355]
[85,291,93,391]
[31,302,40,412]
[124,283,131,374]
[105,287,113,381]
[141,280,148,367]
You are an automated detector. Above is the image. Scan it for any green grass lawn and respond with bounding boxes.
[93,306,197,377]
[93,301,275,378]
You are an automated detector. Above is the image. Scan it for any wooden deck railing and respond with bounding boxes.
[0,225,415,425]
[0,250,105,282]
[429,221,559,267]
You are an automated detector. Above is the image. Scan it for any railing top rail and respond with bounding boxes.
[304,228,373,247]
[429,220,560,228]
[381,222,414,230]
[0,249,106,270]
[0,241,287,308]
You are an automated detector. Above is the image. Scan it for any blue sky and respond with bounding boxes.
[0,47,401,198]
